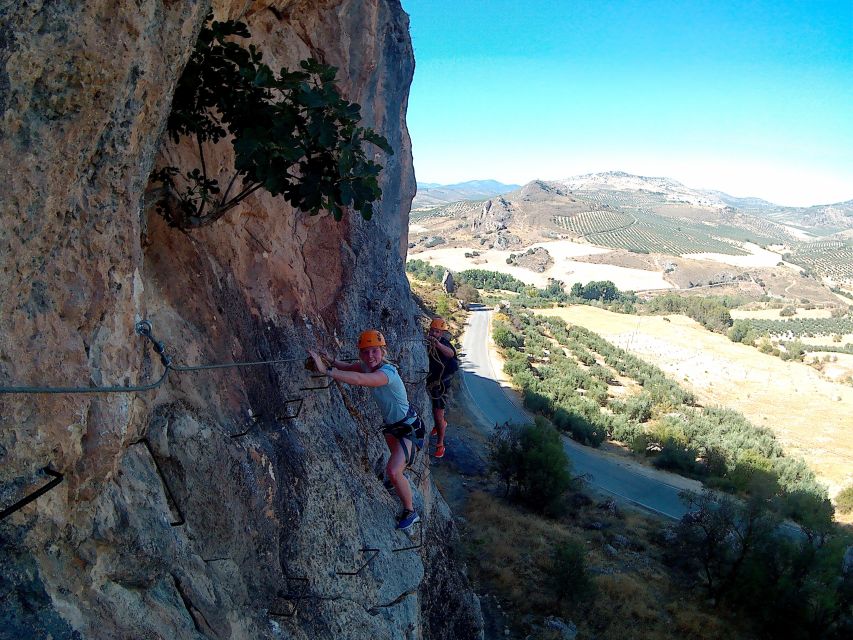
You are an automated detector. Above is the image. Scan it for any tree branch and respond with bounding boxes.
[217,182,265,213]
[219,171,240,207]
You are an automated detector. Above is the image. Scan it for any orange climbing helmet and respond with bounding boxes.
[357,329,387,350]
[429,318,449,332]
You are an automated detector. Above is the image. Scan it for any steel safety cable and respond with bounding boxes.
[0,321,306,395]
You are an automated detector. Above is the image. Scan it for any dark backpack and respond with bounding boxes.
[443,354,459,378]
[439,338,460,377]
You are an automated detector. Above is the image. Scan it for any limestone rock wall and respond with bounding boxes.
[0,1,482,638]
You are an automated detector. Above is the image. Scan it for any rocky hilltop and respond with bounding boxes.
[0,2,481,639]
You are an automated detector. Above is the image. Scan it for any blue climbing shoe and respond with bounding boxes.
[396,509,420,531]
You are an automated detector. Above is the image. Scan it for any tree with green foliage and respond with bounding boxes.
[493,321,522,349]
[456,269,527,292]
[152,13,392,229]
[456,283,480,306]
[672,490,853,639]
[406,259,446,283]
[548,540,593,607]
[488,418,573,516]
[645,294,733,332]
[672,489,780,602]
[570,280,620,301]
[728,319,761,345]
[435,294,453,318]
[837,485,853,515]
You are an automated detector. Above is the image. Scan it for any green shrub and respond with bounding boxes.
[728,319,760,345]
[727,450,779,496]
[548,540,593,606]
[406,259,446,282]
[608,415,644,443]
[523,389,551,414]
[493,321,522,349]
[653,439,701,474]
[488,418,572,516]
[503,351,530,378]
[624,393,653,422]
[836,485,853,514]
[456,283,480,305]
[152,13,391,228]
[551,402,605,447]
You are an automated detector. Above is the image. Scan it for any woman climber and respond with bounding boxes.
[309,330,423,531]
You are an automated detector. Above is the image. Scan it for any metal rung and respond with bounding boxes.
[0,466,63,521]
[269,572,310,618]
[229,415,261,439]
[300,375,332,391]
[269,598,298,618]
[392,520,424,553]
[229,399,303,438]
[405,464,424,484]
[335,547,380,576]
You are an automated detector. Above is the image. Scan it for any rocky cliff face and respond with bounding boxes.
[0,1,482,638]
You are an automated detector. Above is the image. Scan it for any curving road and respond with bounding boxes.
[459,305,698,520]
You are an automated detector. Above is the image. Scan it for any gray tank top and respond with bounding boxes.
[363,363,411,424]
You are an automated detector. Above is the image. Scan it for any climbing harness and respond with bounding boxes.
[381,407,425,466]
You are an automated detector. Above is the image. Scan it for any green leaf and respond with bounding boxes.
[155,14,391,230]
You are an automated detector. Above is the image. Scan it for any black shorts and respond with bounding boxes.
[431,393,447,410]
[428,378,451,410]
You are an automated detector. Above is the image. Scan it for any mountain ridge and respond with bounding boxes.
[421,171,852,210]
[413,179,521,209]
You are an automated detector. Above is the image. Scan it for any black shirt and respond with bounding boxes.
[427,336,458,384]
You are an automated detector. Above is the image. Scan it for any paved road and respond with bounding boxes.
[459,305,697,520]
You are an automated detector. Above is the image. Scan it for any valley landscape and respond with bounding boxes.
[409,172,853,513]
[410,172,853,302]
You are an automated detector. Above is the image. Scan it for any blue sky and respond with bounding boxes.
[403,0,853,206]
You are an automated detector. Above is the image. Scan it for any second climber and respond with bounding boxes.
[425,317,459,459]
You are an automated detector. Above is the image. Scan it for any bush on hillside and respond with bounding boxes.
[834,485,853,514]
[456,283,480,305]
[548,540,593,607]
[669,490,780,601]
[488,418,573,516]
[493,321,522,349]
[728,319,761,345]
[406,259,446,283]
[672,490,853,639]
[435,294,453,317]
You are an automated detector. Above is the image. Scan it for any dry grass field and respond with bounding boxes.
[533,306,853,504]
